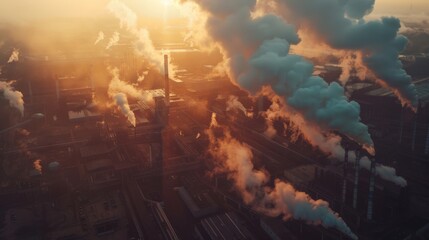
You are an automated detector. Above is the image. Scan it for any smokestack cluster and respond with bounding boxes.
[0,81,24,116]
[262,97,406,187]
[7,49,19,63]
[274,0,418,108]
[164,55,170,107]
[206,113,357,239]
[183,0,373,149]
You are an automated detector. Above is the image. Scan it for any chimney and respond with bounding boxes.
[367,158,376,221]
[341,146,349,204]
[353,150,361,209]
[164,54,170,107]
[55,79,60,102]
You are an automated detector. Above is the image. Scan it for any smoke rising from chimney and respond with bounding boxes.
[262,95,406,186]
[182,0,373,148]
[106,31,120,50]
[94,31,105,45]
[274,0,418,108]
[107,67,150,126]
[0,81,24,116]
[226,95,253,118]
[107,0,177,78]
[7,48,19,63]
[206,113,358,239]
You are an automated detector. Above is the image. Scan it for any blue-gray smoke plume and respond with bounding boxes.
[188,0,373,146]
[275,0,418,108]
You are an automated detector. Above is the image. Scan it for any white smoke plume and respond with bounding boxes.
[107,67,155,126]
[94,31,105,45]
[7,48,19,63]
[137,70,148,82]
[0,81,24,116]
[113,93,136,127]
[274,0,418,109]
[33,159,42,174]
[106,31,120,50]
[182,0,373,148]
[108,68,140,126]
[107,0,177,77]
[226,95,253,118]
[206,113,358,239]
[262,95,406,187]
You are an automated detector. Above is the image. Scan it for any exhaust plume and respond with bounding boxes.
[94,31,105,45]
[113,93,136,127]
[275,0,418,108]
[106,31,120,50]
[262,97,406,187]
[206,113,357,239]
[183,0,372,147]
[0,81,24,116]
[107,67,141,126]
[107,0,177,77]
[7,48,19,63]
[226,95,253,118]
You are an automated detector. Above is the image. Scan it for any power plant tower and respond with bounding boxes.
[164,54,170,107]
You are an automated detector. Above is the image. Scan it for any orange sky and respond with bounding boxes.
[0,0,427,23]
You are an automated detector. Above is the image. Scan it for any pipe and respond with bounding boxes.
[367,158,376,221]
[353,150,361,209]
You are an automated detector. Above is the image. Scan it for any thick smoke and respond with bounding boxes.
[226,95,253,118]
[206,113,357,239]
[0,81,24,116]
[106,31,120,50]
[275,0,418,108]
[107,67,149,126]
[113,93,136,127]
[94,31,105,45]
[262,95,406,187]
[107,0,177,77]
[183,0,372,147]
[7,48,19,63]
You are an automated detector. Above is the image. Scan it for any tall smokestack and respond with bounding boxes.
[164,54,170,107]
[55,79,60,103]
[353,150,361,209]
[342,145,349,204]
[367,158,376,221]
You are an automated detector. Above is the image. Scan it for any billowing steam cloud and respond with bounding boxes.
[182,0,372,148]
[274,0,418,108]
[0,81,24,116]
[113,93,136,126]
[7,48,19,63]
[206,113,357,239]
[107,0,176,77]
[107,67,154,126]
[94,31,105,45]
[226,95,253,118]
[106,31,120,50]
[262,95,406,187]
